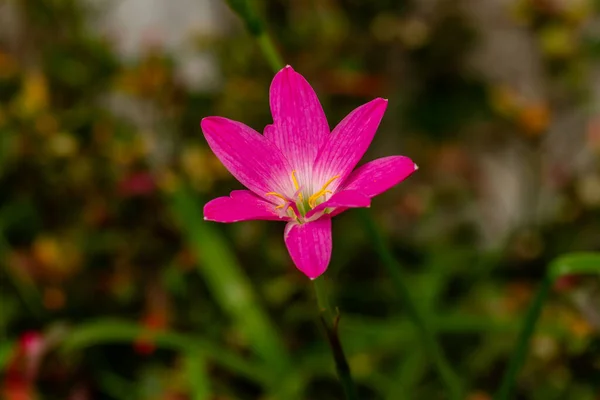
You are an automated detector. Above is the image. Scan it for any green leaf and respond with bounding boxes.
[168,187,290,367]
[166,186,296,395]
[184,351,211,400]
[549,252,600,280]
[495,252,600,400]
[0,339,15,372]
[61,319,269,385]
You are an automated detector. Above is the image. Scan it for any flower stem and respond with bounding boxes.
[256,33,284,74]
[224,2,356,397]
[313,277,359,400]
[223,0,283,73]
[494,275,551,400]
[357,209,463,400]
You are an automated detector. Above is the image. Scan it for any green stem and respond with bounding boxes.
[313,277,359,400]
[357,209,463,400]
[493,275,551,400]
[495,253,600,399]
[223,0,283,73]
[256,33,284,73]
[313,275,335,323]
[220,5,354,394]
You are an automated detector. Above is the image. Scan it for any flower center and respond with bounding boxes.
[265,171,340,221]
[307,175,339,209]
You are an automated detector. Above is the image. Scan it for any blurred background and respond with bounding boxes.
[1,0,599,399]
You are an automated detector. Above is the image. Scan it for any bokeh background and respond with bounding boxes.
[1,0,600,399]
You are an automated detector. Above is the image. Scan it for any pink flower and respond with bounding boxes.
[117,171,156,197]
[201,66,417,279]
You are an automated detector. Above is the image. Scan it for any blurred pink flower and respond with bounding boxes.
[18,331,45,381]
[554,274,581,292]
[201,66,417,279]
[117,171,156,197]
[133,312,167,356]
[3,331,45,400]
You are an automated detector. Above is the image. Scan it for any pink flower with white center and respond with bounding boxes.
[201,66,417,279]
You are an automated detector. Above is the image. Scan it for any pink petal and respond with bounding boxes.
[342,156,418,197]
[269,66,329,185]
[313,98,388,192]
[263,124,275,137]
[204,190,285,223]
[305,190,371,219]
[201,117,291,197]
[284,218,332,279]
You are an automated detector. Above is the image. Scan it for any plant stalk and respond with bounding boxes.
[313,277,359,400]
[494,275,552,400]
[357,209,463,400]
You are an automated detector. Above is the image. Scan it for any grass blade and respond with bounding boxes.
[166,185,293,379]
[61,318,269,385]
[357,209,463,400]
[495,252,600,400]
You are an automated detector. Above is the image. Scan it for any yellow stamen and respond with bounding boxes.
[267,191,290,212]
[291,170,303,202]
[308,175,340,208]
[287,204,299,220]
[265,192,287,202]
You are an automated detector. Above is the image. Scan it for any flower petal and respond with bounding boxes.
[305,190,370,219]
[284,218,332,279]
[263,124,276,137]
[204,190,285,223]
[342,156,418,197]
[269,66,329,185]
[313,98,388,192]
[201,117,291,197]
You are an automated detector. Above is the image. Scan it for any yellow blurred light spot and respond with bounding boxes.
[116,70,138,94]
[15,70,49,117]
[517,103,551,136]
[33,236,61,269]
[488,85,519,118]
[349,353,373,377]
[112,140,140,167]
[540,25,576,59]
[563,0,592,25]
[576,175,600,207]
[399,18,429,48]
[181,146,206,176]
[180,145,220,191]
[93,121,113,145]
[532,334,559,360]
[35,114,59,136]
[509,0,533,26]
[157,170,180,193]
[43,287,66,310]
[0,51,18,79]
[371,14,399,42]
[33,235,81,278]
[134,134,151,158]
[569,316,593,338]
[69,158,93,186]
[49,132,79,157]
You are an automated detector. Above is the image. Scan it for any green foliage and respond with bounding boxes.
[1,0,599,399]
